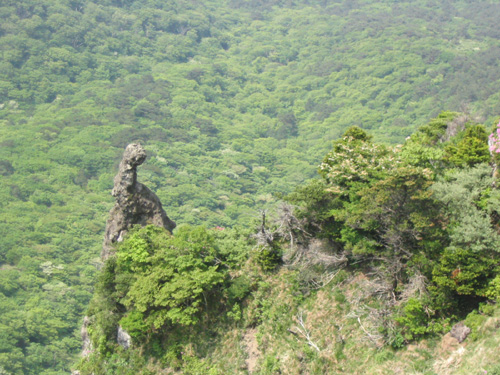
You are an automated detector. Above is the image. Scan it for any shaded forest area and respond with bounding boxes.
[2,0,500,373]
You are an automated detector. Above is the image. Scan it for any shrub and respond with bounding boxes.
[394,298,445,342]
[255,245,282,271]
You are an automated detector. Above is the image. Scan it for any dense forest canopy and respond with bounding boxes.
[2,0,500,374]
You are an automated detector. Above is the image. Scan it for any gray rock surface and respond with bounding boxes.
[81,316,92,357]
[450,322,471,343]
[101,143,175,259]
[117,326,132,349]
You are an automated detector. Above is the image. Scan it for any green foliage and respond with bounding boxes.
[181,355,220,375]
[255,245,283,271]
[485,364,500,375]
[445,125,490,167]
[400,140,445,170]
[116,232,151,271]
[432,247,497,297]
[287,114,500,358]
[4,0,500,372]
[306,124,449,294]
[486,275,500,301]
[394,298,446,343]
[78,347,149,375]
[413,112,459,145]
[116,225,225,330]
[343,164,441,258]
[226,275,252,302]
[430,165,500,304]
[463,309,488,341]
[285,178,343,238]
[81,225,233,373]
[342,126,373,142]
[118,311,149,340]
[262,353,281,375]
[318,132,392,190]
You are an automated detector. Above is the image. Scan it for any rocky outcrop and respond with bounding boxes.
[450,322,471,343]
[117,326,132,349]
[101,143,176,260]
[81,316,92,357]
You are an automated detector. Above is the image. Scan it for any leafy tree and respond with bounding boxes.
[444,124,490,167]
[433,247,497,297]
[430,164,500,305]
[318,127,393,192]
[116,225,226,332]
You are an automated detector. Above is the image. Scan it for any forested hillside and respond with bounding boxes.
[81,116,500,375]
[2,0,500,374]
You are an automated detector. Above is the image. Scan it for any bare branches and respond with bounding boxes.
[253,210,274,247]
[398,272,429,304]
[274,203,311,248]
[293,311,320,352]
[357,316,382,346]
[285,238,347,268]
[345,308,385,347]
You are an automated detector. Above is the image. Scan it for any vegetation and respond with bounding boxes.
[3,0,500,373]
[80,115,500,374]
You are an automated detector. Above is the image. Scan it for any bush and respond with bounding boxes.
[116,226,226,330]
[394,298,446,342]
[119,311,149,340]
[255,245,282,271]
[463,309,487,341]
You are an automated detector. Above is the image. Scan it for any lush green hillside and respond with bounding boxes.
[2,0,500,373]
[80,116,500,374]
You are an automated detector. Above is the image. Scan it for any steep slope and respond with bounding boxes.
[79,114,500,374]
[2,1,500,373]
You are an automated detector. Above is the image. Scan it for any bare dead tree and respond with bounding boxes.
[253,210,274,247]
[348,299,394,346]
[274,203,311,249]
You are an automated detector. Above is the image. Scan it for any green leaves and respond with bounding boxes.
[288,114,500,347]
[3,0,500,372]
[431,164,500,253]
[432,247,497,297]
[115,225,225,331]
[319,135,392,191]
[444,125,490,167]
[393,297,446,344]
[116,231,152,271]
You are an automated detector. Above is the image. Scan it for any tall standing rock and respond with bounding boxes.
[101,143,176,259]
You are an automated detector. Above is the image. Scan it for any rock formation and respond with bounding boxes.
[117,326,132,349]
[101,143,176,259]
[79,144,175,360]
[81,316,92,357]
[450,322,471,343]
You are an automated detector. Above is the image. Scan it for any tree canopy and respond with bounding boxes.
[3,0,500,373]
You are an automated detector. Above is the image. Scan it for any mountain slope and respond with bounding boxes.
[2,1,500,373]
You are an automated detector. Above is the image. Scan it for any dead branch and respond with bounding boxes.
[346,310,384,347]
[253,210,274,247]
[398,271,429,304]
[287,329,298,337]
[285,238,348,268]
[357,316,380,346]
[293,311,320,352]
[308,270,342,290]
